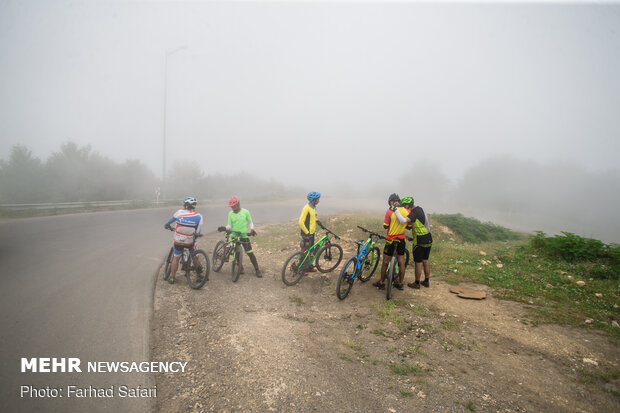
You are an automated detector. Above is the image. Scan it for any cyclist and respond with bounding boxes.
[164,196,204,284]
[394,196,433,289]
[373,193,410,291]
[299,191,321,271]
[217,196,262,277]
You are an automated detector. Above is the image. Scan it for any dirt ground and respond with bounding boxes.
[151,228,619,412]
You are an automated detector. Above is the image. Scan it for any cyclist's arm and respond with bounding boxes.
[299,205,310,234]
[383,210,392,230]
[165,217,176,228]
[246,210,255,231]
[394,208,411,225]
[196,216,203,235]
[226,211,232,231]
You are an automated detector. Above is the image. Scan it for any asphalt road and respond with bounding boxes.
[0,200,360,412]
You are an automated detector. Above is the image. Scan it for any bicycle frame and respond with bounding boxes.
[296,232,330,269]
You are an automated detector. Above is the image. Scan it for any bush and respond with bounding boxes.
[529,231,620,279]
[432,213,519,243]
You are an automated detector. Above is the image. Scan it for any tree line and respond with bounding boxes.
[0,143,299,204]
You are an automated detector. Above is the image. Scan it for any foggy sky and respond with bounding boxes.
[1,0,619,189]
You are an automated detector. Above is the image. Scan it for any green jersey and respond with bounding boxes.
[228,208,253,236]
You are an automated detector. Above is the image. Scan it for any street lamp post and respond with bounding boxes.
[162,45,187,185]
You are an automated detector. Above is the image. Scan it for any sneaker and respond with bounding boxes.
[255,270,263,278]
[394,282,404,290]
[421,279,430,288]
[372,281,386,290]
[168,277,175,284]
[408,281,420,289]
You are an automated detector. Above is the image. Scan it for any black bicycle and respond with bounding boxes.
[163,231,210,289]
[212,230,255,282]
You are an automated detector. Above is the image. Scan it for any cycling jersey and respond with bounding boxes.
[384,207,410,241]
[408,206,432,246]
[166,209,203,246]
[227,208,254,236]
[299,203,317,235]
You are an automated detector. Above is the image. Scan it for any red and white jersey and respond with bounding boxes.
[167,209,203,246]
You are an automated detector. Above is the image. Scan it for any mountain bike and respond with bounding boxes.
[384,235,413,300]
[281,222,343,286]
[336,226,383,300]
[163,231,210,289]
[212,230,255,282]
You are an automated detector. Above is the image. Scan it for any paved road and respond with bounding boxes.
[0,200,361,412]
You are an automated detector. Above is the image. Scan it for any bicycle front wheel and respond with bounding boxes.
[386,257,395,300]
[336,257,356,300]
[316,243,343,273]
[359,246,380,282]
[212,241,226,272]
[281,251,304,286]
[231,244,243,282]
[163,247,173,281]
[186,250,209,289]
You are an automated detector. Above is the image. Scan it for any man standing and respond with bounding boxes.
[373,193,409,291]
[218,196,262,277]
[395,196,433,289]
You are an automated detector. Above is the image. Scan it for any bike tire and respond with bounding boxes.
[281,251,304,286]
[336,257,356,300]
[231,244,243,282]
[186,250,210,289]
[315,243,343,273]
[359,246,380,282]
[386,257,395,300]
[163,247,173,281]
[212,241,226,272]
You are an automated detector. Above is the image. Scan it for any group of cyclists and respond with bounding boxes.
[164,191,432,291]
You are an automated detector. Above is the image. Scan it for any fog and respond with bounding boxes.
[1,1,619,242]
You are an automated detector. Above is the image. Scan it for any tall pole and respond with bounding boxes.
[163,45,187,184]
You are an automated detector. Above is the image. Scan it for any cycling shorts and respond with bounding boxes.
[173,242,196,257]
[240,237,254,254]
[300,232,315,250]
[412,245,432,262]
[383,239,406,257]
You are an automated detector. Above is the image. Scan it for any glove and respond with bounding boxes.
[217,226,226,232]
[389,204,396,211]
[316,220,323,227]
[164,223,171,230]
[249,229,257,236]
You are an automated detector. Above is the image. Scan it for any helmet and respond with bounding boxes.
[228,196,240,207]
[307,191,321,202]
[183,196,197,209]
[401,196,413,206]
[388,193,400,205]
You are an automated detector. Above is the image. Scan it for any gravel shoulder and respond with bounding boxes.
[152,222,619,412]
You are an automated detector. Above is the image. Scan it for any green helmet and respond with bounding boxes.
[401,196,413,205]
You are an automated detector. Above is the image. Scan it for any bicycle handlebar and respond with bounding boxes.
[356,225,385,240]
[318,222,341,240]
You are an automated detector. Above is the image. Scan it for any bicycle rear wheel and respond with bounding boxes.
[316,243,343,273]
[212,241,226,272]
[359,246,380,282]
[186,250,209,289]
[163,247,173,281]
[281,251,304,286]
[386,257,395,300]
[336,257,356,300]
[231,244,243,282]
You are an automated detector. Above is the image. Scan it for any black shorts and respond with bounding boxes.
[383,239,406,256]
[412,245,431,262]
[300,232,315,250]
[240,237,254,254]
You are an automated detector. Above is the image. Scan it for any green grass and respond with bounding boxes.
[432,213,522,243]
[389,362,431,376]
[289,296,303,306]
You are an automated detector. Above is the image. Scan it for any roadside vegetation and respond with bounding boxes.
[257,212,620,342]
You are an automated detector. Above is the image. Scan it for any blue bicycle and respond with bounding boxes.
[336,226,383,300]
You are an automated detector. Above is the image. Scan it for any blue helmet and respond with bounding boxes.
[183,196,197,209]
[307,191,321,202]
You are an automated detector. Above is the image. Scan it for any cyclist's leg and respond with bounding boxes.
[396,240,406,285]
[241,237,262,277]
[409,245,424,288]
[421,245,432,286]
[375,241,394,287]
[300,233,315,271]
[169,244,183,283]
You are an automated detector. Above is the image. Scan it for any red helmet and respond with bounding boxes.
[228,196,240,207]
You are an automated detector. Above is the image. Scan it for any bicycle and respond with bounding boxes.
[163,230,210,289]
[281,222,343,286]
[336,226,383,300]
[212,230,255,282]
[384,235,413,300]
